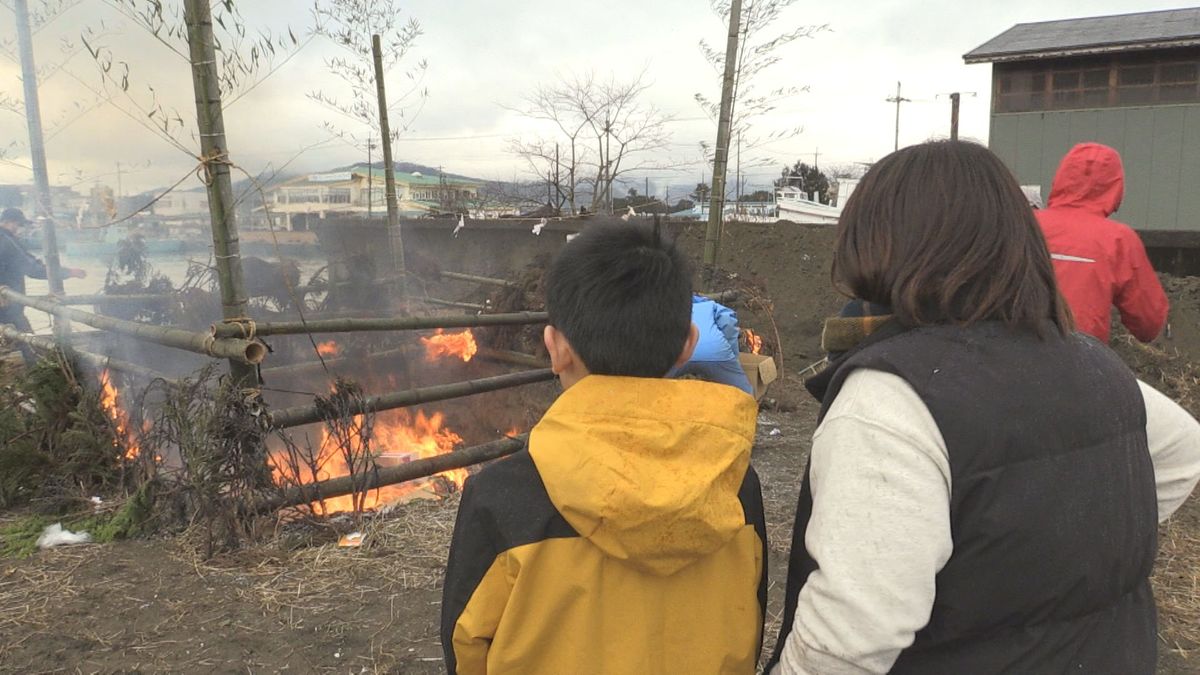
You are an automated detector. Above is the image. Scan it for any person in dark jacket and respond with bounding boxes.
[1,207,86,333]
[1036,143,1168,343]
[769,140,1200,675]
[441,222,766,675]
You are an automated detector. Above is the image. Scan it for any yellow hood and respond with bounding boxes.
[528,375,757,576]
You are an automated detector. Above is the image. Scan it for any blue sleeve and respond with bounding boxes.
[712,302,740,346]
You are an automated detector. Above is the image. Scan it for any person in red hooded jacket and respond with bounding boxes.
[1035,142,1168,343]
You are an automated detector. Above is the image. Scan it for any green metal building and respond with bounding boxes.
[965,8,1200,232]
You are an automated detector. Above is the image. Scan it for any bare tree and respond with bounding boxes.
[696,1,827,188]
[510,72,673,215]
[82,1,302,155]
[307,0,427,155]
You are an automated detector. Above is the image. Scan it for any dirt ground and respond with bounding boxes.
[2,221,1199,674]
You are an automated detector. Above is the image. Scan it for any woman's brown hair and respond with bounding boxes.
[834,140,1072,335]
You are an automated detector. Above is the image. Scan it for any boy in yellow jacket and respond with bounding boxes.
[441,221,766,675]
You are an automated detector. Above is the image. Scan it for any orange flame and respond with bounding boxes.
[99,370,140,460]
[270,409,467,513]
[744,329,764,355]
[421,329,478,363]
[317,341,340,357]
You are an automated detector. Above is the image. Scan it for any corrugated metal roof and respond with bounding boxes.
[964,7,1200,64]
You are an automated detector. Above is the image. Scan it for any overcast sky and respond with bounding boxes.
[0,0,1188,196]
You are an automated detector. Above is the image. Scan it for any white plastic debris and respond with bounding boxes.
[620,205,636,221]
[453,215,466,237]
[769,428,782,437]
[36,523,93,549]
[565,233,579,243]
[532,217,547,236]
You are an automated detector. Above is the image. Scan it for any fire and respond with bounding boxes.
[98,370,140,460]
[421,329,478,363]
[317,341,340,357]
[744,329,764,355]
[270,408,468,513]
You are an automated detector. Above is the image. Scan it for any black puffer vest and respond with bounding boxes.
[769,321,1159,674]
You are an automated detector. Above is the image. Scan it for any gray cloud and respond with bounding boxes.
[0,0,1185,194]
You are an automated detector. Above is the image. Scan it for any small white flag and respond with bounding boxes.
[532,218,547,236]
[453,215,465,237]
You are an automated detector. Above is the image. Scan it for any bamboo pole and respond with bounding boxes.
[440,271,522,289]
[260,434,527,512]
[372,33,408,305]
[261,346,544,380]
[14,0,68,337]
[211,311,548,338]
[476,347,549,369]
[268,369,554,429]
[29,294,173,305]
[702,0,743,280]
[419,297,486,312]
[0,325,176,383]
[184,0,258,387]
[1,287,266,364]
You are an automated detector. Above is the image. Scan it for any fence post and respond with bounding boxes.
[14,0,69,337]
[702,0,743,285]
[372,34,408,308]
[184,0,258,388]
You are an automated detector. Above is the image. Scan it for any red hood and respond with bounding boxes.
[1046,142,1125,216]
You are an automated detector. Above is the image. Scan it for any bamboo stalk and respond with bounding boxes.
[372,33,408,305]
[419,297,487,311]
[440,271,522,289]
[476,347,549,369]
[260,434,527,512]
[1,287,266,364]
[0,325,176,383]
[268,369,554,429]
[185,0,257,387]
[212,311,548,338]
[261,345,544,380]
[29,294,174,305]
[260,347,413,379]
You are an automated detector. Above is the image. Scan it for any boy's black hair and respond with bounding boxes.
[545,219,694,378]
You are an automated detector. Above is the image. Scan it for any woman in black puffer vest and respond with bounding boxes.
[769,140,1200,675]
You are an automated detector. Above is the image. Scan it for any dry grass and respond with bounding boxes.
[1154,513,1200,659]
[0,545,98,660]
[1112,334,1200,658]
[173,491,460,617]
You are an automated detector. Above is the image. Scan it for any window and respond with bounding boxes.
[325,188,351,204]
[994,48,1200,113]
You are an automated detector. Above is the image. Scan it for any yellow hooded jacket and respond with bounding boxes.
[441,375,765,675]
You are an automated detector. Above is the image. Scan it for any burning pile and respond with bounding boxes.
[744,329,764,355]
[270,330,489,514]
[271,407,469,514]
[421,329,478,362]
[98,369,140,461]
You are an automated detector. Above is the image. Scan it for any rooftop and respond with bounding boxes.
[964,7,1200,64]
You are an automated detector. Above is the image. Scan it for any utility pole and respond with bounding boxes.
[886,81,911,152]
[372,34,407,306]
[367,135,374,218]
[735,130,742,212]
[554,143,561,215]
[184,0,255,387]
[14,0,68,335]
[950,92,960,141]
[703,0,742,277]
[813,147,821,170]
